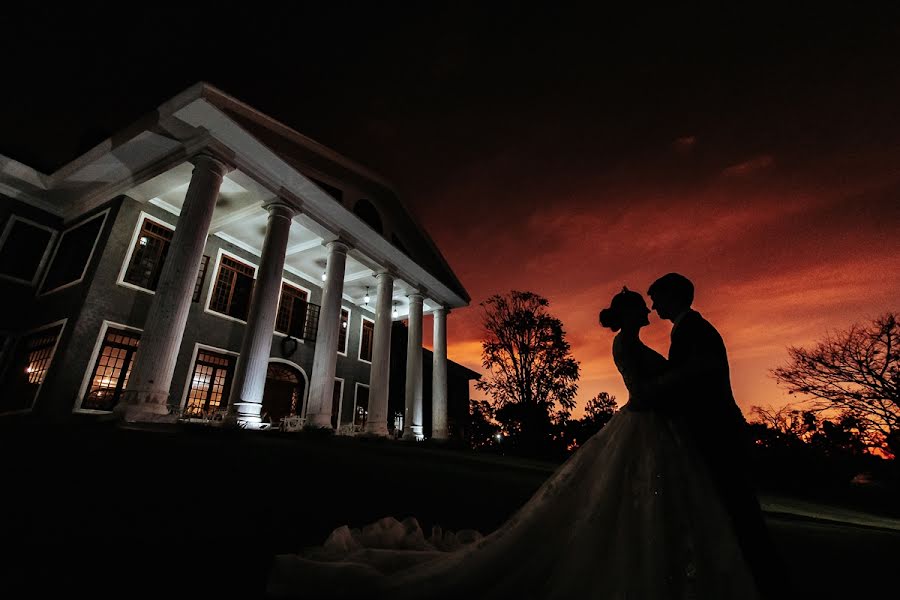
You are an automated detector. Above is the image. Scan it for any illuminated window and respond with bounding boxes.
[82,328,140,411]
[330,379,343,429]
[184,350,235,418]
[41,212,107,293]
[0,216,56,285]
[337,308,350,354]
[209,255,256,320]
[123,218,173,291]
[275,283,309,337]
[353,384,369,432]
[0,324,63,412]
[359,318,374,362]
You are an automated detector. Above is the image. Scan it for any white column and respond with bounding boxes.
[363,271,394,437]
[225,200,297,427]
[432,307,449,440]
[117,154,229,422]
[402,293,424,441]
[305,240,349,429]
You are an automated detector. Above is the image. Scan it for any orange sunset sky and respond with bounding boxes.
[3,6,899,419]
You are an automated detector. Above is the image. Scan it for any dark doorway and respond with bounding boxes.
[261,362,306,425]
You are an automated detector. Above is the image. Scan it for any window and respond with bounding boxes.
[208,254,256,321]
[122,217,173,291]
[330,378,343,429]
[0,323,64,412]
[184,349,235,417]
[337,308,350,355]
[0,216,56,285]
[40,211,107,293]
[359,318,374,362]
[192,255,210,302]
[353,384,369,432]
[275,283,309,337]
[82,328,140,411]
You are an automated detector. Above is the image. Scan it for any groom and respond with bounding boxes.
[644,273,786,600]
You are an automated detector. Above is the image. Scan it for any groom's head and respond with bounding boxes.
[648,273,694,322]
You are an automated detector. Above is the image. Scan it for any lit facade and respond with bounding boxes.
[0,83,475,439]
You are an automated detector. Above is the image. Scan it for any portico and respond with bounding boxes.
[21,83,473,438]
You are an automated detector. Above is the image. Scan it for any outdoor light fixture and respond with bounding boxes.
[139,236,148,246]
[321,270,327,281]
[393,304,399,318]
[364,287,370,305]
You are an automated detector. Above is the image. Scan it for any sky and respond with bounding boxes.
[2,6,899,418]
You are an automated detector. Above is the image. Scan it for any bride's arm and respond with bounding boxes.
[638,344,719,412]
[622,349,668,411]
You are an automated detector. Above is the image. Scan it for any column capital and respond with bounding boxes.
[325,239,350,255]
[433,306,449,316]
[374,269,395,283]
[190,152,233,177]
[407,291,425,303]
[262,199,299,220]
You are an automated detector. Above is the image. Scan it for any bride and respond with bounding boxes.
[268,288,760,599]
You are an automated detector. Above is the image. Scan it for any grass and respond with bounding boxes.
[2,420,898,599]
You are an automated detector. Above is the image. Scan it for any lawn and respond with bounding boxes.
[2,421,897,599]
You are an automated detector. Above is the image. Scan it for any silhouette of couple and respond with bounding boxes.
[269,274,786,599]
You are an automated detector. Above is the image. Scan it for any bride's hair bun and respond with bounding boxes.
[600,286,646,332]
[599,307,622,332]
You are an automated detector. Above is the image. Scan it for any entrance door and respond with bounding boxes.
[261,363,306,424]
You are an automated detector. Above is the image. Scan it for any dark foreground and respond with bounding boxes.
[1,420,897,599]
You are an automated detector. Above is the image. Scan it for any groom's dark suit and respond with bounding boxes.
[656,309,784,599]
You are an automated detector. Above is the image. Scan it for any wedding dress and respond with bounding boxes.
[268,333,761,599]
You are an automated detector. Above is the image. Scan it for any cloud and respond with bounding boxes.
[414,140,899,420]
[672,135,697,155]
[722,154,775,177]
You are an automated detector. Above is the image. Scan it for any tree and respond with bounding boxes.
[468,399,500,450]
[476,291,580,457]
[771,313,899,457]
[563,392,619,453]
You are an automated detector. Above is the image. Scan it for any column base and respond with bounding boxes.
[362,421,390,437]
[303,413,335,431]
[225,402,264,429]
[115,390,175,423]
[431,429,450,440]
[401,425,424,441]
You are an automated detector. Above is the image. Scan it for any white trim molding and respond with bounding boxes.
[357,315,374,364]
[0,215,58,286]
[0,318,68,415]
[73,320,143,414]
[352,382,370,433]
[203,247,259,325]
[177,342,241,413]
[115,211,177,295]
[266,358,310,417]
[272,277,312,342]
[336,306,351,357]
[38,209,110,296]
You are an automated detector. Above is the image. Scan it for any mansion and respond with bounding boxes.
[0,83,476,439]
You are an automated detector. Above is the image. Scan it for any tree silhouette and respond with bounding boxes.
[476,291,580,456]
[468,399,499,450]
[563,392,618,452]
[771,312,899,457]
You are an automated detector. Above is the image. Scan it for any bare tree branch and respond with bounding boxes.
[770,312,900,455]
